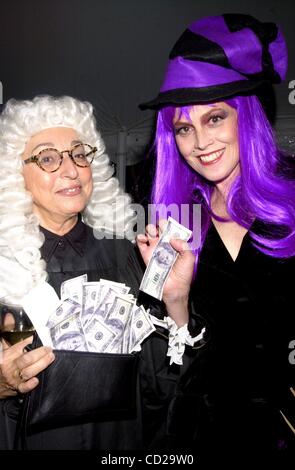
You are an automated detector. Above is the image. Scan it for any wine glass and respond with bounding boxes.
[0,302,35,345]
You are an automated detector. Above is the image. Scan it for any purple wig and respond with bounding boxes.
[151,95,295,259]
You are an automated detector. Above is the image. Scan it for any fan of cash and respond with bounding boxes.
[22,217,196,358]
[47,276,155,354]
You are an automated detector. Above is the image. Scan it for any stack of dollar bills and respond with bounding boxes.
[22,218,203,362]
[46,276,155,354]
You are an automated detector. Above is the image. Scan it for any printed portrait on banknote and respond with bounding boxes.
[154,242,175,267]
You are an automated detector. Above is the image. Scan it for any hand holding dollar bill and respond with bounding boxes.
[139,217,192,300]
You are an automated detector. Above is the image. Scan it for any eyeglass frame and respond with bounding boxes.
[23,143,97,173]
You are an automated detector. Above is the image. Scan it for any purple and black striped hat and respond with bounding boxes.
[139,13,287,110]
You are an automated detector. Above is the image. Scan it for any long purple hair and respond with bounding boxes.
[151,95,295,259]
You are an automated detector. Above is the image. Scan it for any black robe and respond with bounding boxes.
[0,219,189,450]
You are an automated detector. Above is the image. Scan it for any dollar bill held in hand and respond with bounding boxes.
[139,217,192,300]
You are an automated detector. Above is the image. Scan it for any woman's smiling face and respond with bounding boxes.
[173,102,240,185]
[22,127,93,229]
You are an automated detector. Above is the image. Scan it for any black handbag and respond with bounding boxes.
[19,348,139,437]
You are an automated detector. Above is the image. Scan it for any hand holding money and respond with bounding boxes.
[137,218,195,326]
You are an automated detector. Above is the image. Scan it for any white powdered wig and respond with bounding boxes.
[0,95,136,305]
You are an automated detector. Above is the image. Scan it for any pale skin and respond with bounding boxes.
[22,127,93,235]
[173,102,248,261]
[1,126,194,398]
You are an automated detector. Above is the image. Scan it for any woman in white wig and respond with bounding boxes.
[0,95,195,450]
[0,94,136,304]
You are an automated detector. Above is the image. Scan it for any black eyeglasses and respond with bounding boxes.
[23,143,97,172]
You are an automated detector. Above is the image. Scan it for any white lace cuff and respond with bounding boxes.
[149,314,206,365]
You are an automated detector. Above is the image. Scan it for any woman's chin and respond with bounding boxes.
[57,198,89,216]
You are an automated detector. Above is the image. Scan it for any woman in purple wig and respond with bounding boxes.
[139,14,294,463]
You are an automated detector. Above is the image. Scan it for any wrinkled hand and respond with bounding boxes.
[137,221,195,326]
[0,336,55,398]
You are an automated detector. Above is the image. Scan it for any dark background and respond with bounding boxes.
[1,0,295,203]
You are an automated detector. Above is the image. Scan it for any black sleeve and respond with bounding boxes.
[132,262,208,448]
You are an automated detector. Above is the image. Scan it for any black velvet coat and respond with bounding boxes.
[166,223,294,463]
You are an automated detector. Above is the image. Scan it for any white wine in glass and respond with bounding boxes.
[0,303,35,345]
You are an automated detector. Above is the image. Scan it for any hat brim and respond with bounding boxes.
[139,79,267,110]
